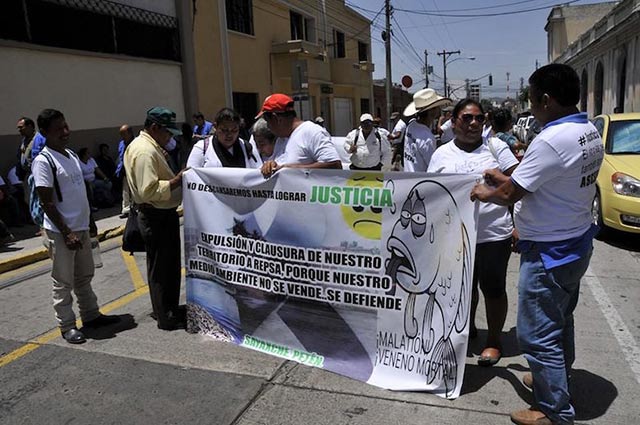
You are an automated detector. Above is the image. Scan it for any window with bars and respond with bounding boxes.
[226,0,254,35]
[0,0,180,61]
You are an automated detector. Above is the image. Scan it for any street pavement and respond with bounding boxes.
[0,214,639,425]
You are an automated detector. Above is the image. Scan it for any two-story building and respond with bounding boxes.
[191,0,374,136]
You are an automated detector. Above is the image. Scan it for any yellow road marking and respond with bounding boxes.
[0,251,149,368]
[0,258,50,281]
[121,251,147,290]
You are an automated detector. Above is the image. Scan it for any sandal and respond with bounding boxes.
[477,347,502,367]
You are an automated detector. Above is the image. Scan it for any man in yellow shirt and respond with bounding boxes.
[124,107,186,330]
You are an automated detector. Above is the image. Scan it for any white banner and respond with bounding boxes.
[184,168,478,398]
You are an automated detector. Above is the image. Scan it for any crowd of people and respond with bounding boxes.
[9,63,600,425]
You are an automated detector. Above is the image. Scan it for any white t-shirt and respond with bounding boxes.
[187,137,262,169]
[281,121,340,166]
[7,166,21,185]
[428,138,518,243]
[390,119,407,145]
[403,119,437,172]
[482,125,493,139]
[440,119,454,144]
[32,147,90,233]
[79,157,98,182]
[343,127,392,168]
[511,116,603,241]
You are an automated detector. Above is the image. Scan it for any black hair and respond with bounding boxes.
[528,63,580,107]
[214,107,241,126]
[143,118,154,129]
[78,147,89,158]
[452,99,484,119]
[19,117,35,128]
[99,143,109,151]
[37,109,64,132]
[193,112,205,119]
[491,108,513,132]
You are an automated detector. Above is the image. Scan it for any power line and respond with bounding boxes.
[392,0,582,17]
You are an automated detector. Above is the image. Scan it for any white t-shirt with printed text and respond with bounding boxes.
[511,117,603,241]
[32,147,90,233]
[428,137,518,243]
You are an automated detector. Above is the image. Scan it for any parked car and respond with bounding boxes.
[591,113,640,235]
[525,118,542,144]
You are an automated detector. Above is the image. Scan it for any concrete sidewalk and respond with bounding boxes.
[0,211,126,274]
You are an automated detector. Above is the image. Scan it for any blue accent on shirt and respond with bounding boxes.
[517,224,598,269]
[194,120,213,136]
[115,139,126,177]
[29,132,46,159]
[542,112,588,130]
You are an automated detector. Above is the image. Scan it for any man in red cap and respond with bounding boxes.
[256,94,341,177]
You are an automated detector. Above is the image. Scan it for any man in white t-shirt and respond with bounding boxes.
[258,93,341,177]
[344,113,392,170]
[403,88,451,172]
[471,64,604,425]
[32,109,119,344]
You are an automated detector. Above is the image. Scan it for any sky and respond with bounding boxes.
[345,0,606,99]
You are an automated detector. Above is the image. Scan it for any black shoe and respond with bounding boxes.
[119,213,129,219]
[62,328,86,344]
[157,311,186,331]
[150,311,158,321]
[83,314,120,328]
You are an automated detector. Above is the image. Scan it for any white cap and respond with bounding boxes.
[360,113,374,123]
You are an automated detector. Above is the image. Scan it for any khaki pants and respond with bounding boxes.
[121,178,131,214]
[46,230,99,332]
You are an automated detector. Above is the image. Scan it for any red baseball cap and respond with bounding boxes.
[255,93,295,118]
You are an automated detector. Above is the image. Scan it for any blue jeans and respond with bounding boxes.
[517,244,592,424]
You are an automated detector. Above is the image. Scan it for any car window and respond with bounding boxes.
[609,120,640,154]
[593,118,604,137]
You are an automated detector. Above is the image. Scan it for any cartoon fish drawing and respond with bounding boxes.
[385,180,472,396]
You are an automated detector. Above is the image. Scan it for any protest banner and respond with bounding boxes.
[183,168,478,398]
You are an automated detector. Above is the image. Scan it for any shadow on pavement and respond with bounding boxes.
[462,363,617,421]
[467,326,520,358]
[80,314,137,340]
[598,228,640,252]
[571,368,618,421]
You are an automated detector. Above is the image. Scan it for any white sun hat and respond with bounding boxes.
[403,88,452,117]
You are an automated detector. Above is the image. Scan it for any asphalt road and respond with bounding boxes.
[1,232,639,425]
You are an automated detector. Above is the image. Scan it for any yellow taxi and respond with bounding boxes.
[592,113,640,234]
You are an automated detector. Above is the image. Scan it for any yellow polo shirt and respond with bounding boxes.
[124,130,181,209]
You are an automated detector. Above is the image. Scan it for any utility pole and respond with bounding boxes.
[384,0,392,129]
[424,49,429,88]
[437,49,460,97]
[465,79,470,98]
[506,72,511,100]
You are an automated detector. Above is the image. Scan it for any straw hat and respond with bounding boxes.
[403,88,452,117]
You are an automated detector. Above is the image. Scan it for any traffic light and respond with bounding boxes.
[488,74,493,86]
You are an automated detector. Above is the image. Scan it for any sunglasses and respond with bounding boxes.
[458,113,486,124]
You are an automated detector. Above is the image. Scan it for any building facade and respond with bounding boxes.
[372,80,413,127]
[547,0,640,115]
[0,0,190,174]
[191,0,374,136]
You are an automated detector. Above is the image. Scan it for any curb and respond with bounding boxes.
[0,225,125,275]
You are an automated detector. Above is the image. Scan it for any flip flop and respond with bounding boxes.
[477,347,502,367]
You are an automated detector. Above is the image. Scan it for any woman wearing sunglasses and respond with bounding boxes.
[428,98,519,367]
[187,108,261,169]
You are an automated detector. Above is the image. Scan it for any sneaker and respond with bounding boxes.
[83,314,120,328]
[510,408,553,425]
